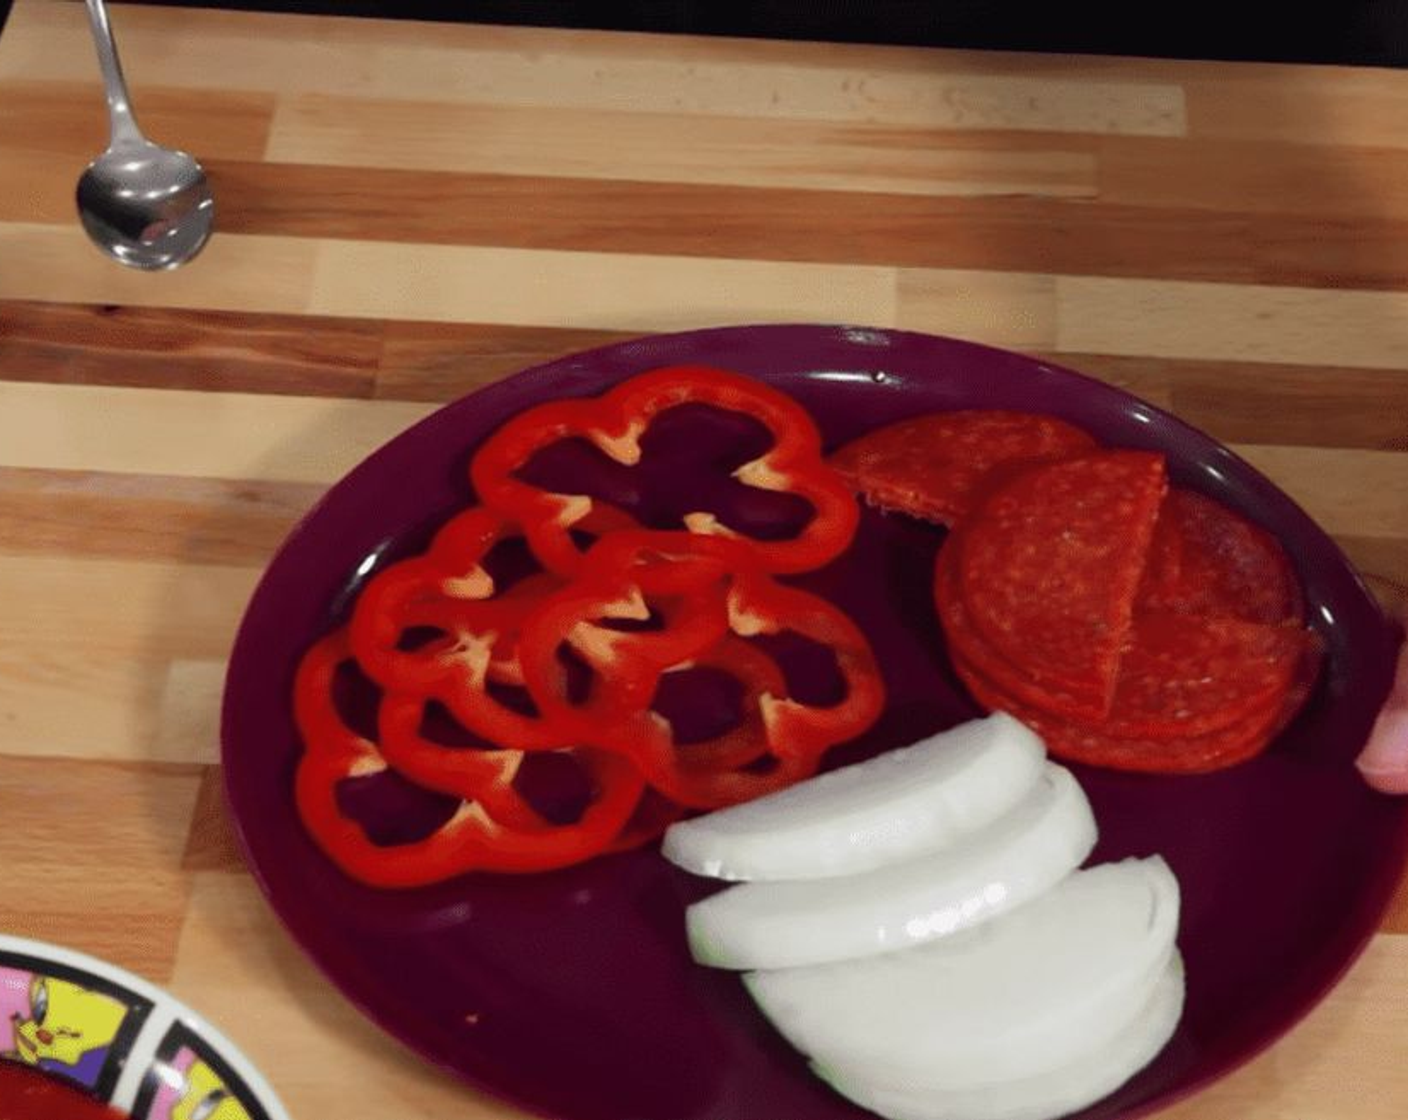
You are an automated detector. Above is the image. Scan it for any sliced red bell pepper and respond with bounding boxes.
[469,365,859,576]
[515,534,886,809]
[514,531,738,728]
[724,571,887,764]
[293,630,645,887]
[350,507,589,750]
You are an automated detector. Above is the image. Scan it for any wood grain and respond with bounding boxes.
[0,468,321,565]
[0,381,433,483]
[0,1,1186,135]
[182,767,247,874]
[0,301,380,397]
[201,162,1258,283]
[1,2,1407,1118]
[268,94,1100,198]
[0,756,202,979]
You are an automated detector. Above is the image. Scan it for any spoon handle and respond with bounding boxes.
[83,0,143,146]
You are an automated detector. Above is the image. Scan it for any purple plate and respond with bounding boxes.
[223,325,1406,1120]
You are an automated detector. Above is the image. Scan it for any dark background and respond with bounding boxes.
[9,1,1408,67]
[114,2,1408,67]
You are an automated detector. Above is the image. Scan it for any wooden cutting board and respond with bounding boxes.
[0,1,1404,1117]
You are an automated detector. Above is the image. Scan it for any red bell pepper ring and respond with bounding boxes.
[725,571,887,762]
[514,532,739,725]
[293,630,646,887]
[469,365,860,576]
[516,533,886,809]
[351,507,595,750]
[376,690,646,833]
[661,637,789,773]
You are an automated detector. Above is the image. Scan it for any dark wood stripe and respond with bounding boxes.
[0,467,321,566]
[0,81,275,161]
[183,766,248,873]
[5,301,1404,456]
[1036,352,1408,452]
[0,301,380,398]
[207,156,1408,290]
[376,321,645,402]
[204,158,1259,282]
[1099,134,1408,222]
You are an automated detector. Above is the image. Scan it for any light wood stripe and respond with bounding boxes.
[0,380,433,483]
[0,554,254,762]
[1235,447,1408,539]
[1158,934,1408,1119]
[1,1,1184,137]
[0,467,322,565]
[267,95,1098,199]
[0,223,318,313]
[306,239,898,330]
[1,553,258,659]
[1057,276,1408,371]
[154,659,227,766]
[898,269,1058,349]
[0,755,202,979]
[0,647,162,762]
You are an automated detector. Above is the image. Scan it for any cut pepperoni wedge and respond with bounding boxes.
[936,533,1104,721]
[940,544,1308,741]
[1137,488,1304,626]
[828,410,1096,526]
[956,451,1169,722]
[1101,612,1310,739]
[950,645,1292,775]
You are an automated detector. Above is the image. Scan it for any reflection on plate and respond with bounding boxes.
[0,934,288,1120]
[222,325,1406,1120]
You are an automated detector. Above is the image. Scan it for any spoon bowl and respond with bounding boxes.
[77,139,214,270]
[77,0,215,269]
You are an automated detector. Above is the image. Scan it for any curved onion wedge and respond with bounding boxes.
[687,763,1096,969]
[816,952,1185,1120]
[744,857,1180,1083]
[663,712,1047,881]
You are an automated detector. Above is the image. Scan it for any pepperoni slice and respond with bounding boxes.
[1100,612,1309,738]
[950,645,1291,774]
[956,451,1169,722]
[1137,488,1304,625]
[936,534,1105,721]
[828,410,1096,526]
[939,542,1308,740]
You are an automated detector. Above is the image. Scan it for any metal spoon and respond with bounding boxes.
[75,0,214,269]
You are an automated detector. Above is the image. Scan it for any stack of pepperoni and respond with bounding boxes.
[833,412,1318,773]
[293,366,885,887]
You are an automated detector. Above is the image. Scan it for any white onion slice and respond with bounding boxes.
[744,857,1180,1083]
[663,712,1047,881]
[817,951,1185,1120]
[687,763,1096,970]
